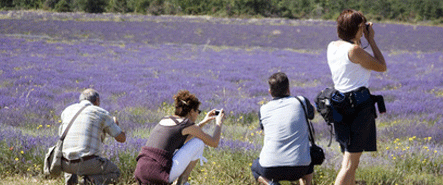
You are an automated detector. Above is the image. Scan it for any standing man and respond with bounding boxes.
[251,72,314,185]
[59,88,126,185]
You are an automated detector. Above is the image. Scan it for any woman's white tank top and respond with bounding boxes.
[327,41,371,93]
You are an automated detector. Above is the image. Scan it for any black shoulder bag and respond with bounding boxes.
[295,96,325,165]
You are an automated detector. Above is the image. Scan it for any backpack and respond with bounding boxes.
[314,87,345,146]
[315,87,343,124]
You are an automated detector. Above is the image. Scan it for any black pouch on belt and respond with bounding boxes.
[350,87,372,108]
[331,90,354,122]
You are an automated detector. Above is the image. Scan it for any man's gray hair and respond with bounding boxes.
[79,88,99,103]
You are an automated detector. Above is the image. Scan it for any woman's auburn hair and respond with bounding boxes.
[173,90,201,117]
[337,9,367,41]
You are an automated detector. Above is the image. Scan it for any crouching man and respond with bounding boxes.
[251,72,314,185]
[59,88,126,185]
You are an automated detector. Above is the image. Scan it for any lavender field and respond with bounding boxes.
[1,11,443,184]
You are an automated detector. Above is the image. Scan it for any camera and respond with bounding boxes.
[372,95,386,113]
[214,110,220,115]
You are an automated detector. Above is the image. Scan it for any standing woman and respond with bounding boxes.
[134,90,224,185]
[327,9,386,185]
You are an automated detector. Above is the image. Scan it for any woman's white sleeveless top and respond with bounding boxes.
[327,41,371,93]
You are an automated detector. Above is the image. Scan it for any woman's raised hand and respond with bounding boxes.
[215,109,225,126]
[208,109,220,119]
[363,22,375,42]
[198,109,217,127]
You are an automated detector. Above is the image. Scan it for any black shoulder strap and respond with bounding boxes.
[295,96,316,145]
[60,104,90,141]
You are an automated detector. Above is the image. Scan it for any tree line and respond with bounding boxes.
[1,0,442,23]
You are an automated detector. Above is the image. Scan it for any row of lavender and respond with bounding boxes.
[1,11,443,52]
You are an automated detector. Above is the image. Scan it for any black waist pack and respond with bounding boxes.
[346,87,372,108]
[316,87,381,124]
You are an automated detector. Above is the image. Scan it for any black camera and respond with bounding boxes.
[372,95,386,113]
